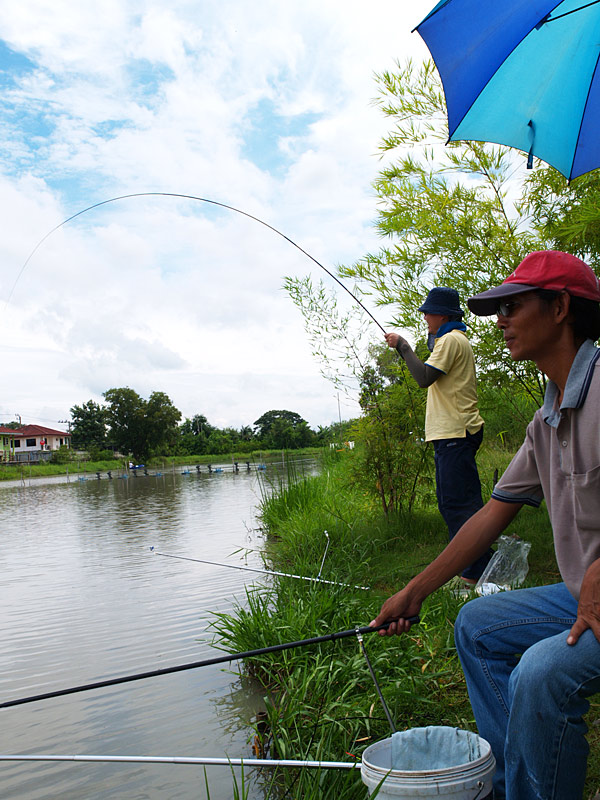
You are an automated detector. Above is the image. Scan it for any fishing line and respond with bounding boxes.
[150,547,370,590]
[8,191,419,450]
[355,628,396,734]
[6,192,386,334]
[0,619,419,710]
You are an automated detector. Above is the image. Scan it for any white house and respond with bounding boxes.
[11,425,71,457]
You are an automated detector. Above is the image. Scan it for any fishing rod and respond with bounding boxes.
[150,548,370,589]
[6,192,386,334]
[7,191,418,429]
[150,547,371,592]
[0,619,419,710]
[150,540,370,591]
[153,538,397,731]
[7,191,423,424]
[0,754,356,770]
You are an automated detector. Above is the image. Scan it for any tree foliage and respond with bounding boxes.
[284,59,600,508]
[337,59,565,410]
[70,399,107,449]
[253,409,315,449]
[284,275,372,397]
[350,342,431,514]
[70,393,331,459]
[102,387,181,462]
[524,167,600,269]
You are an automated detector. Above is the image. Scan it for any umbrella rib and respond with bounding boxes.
[544,0,600,23]
[411,0,453,31]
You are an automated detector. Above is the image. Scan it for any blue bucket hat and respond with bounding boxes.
[418,287,464,318]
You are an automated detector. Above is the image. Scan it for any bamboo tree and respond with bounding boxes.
[340,59,556,408]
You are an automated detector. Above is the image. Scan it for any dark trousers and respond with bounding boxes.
[433,426,491,581]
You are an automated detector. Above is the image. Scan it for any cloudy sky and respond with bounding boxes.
[0,0,434,433]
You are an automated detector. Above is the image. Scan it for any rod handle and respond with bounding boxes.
[357,616,420,635]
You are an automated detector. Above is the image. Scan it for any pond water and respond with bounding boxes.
[0,462,303,799]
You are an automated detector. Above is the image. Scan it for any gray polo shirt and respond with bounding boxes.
[492,339,600,600]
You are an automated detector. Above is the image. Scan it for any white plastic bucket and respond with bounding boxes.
[361,727,495,799]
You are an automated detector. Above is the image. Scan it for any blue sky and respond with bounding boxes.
[0,0,432,431]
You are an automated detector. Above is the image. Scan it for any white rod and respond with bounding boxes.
[0,754,357,769]
[151,549,370,591]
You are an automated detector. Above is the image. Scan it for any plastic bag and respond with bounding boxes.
[391,726,481,770]
[475,534,531,594]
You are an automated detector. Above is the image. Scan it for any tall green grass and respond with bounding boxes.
[213,448,600,799]
[212,581,470,798]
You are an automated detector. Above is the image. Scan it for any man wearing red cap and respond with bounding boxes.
[385,286,490,584]
[372,251,600,800]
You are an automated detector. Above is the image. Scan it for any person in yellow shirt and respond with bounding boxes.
[385,287,491,584]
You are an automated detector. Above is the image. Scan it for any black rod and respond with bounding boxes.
[0,619,418,709]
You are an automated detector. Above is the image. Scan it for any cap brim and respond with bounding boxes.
[467,284,538,316]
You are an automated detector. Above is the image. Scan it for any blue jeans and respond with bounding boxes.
[433,427,491,580]
[454,583,600,799]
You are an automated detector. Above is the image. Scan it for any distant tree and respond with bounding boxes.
[180,414,211,437]
[253,410,304,438]
[314,422,355,444]
[103,387,181,462]
[145,391,182,454]
[326,420,355,443]
[178,414,214,455]
[291,420,314,449]
[103,388,145,458]
[70,400,107,450]
[206,429,235,455]
[253,409,314,449]
[239,425,254,441]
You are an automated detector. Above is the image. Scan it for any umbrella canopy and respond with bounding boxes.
[415,0,600,181]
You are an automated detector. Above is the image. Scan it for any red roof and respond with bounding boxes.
[14,425,71,437]
[0,427,21,436]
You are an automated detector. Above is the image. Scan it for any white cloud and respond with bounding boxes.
[0,0,433,430]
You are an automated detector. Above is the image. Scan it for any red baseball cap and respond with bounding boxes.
[468,251,600,316]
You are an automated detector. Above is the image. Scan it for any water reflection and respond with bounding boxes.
[0,466,299,799]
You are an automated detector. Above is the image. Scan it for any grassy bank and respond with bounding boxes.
[213,447,600,799]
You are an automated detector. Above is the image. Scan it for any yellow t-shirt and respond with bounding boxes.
[424,329,484,441]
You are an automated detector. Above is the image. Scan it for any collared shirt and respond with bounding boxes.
[424,329,484,441]
[493,339,600,599]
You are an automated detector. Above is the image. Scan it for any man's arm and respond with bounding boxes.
[384,332,441,388]
[370,498,523,635]
[568,558,600,645]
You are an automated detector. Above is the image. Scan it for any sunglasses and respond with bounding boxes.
[496,299,522,317]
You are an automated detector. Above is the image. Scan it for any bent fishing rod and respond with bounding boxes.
[7,191,418,423]
[0,618,419,710]
[6,192,386,334]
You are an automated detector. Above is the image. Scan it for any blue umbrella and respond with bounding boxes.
[415,0,600,181]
